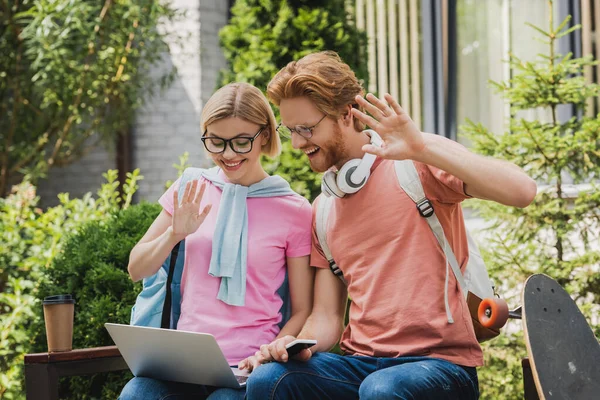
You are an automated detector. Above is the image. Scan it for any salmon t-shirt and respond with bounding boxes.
[311,158,483,367]
[160,170,312,364]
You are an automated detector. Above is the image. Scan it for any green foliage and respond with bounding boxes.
[477,329,528,400]
[262,141,324,201]
[0,0,183,197]
[0,170,143,398]
[164,151,192,190]
[27,202,161,399]
[219,0,368,201]
[460,5,600,398]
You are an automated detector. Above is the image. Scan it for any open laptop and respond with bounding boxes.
[105,323,250,388]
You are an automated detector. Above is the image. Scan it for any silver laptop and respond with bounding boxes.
[105,323,250,388]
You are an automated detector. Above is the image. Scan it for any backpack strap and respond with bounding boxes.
[160,168,205,329]
[161,241,181,329]
[393,160,467,297]
[315,195,347,286]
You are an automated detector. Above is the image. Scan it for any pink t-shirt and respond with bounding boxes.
[159,171,312,364]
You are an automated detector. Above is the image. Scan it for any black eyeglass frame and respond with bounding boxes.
[201,126,265,154]
[276,114,327,139]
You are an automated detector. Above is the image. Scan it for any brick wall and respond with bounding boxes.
[133,0,229,201]
[200,0,230,107]
[36,137,116,206]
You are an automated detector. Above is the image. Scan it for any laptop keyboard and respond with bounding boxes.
[236,375,248,385]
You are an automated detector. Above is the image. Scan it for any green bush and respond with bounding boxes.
[27,202,161,399]
[0,170,142,399]
[219,0,368,201]
[478,330,528,399]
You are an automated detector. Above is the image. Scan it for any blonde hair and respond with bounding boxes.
[267,51,365,132]
[201,82,281,158]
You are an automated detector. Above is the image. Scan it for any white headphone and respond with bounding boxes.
[321,129,383,198]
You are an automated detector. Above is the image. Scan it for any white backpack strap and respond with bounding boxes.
[394,160,467,295]
[395,160,470,324]
[315,196,347,286]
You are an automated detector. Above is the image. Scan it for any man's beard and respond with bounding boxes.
[310,124,348,173]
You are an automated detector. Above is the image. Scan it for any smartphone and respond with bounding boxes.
[285,339,317,357]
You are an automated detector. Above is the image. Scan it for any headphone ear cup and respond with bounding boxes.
[337,158,370,195]
[321,170,346,198]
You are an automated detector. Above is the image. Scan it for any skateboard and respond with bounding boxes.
[521,274,600,400]
[477,296,521,329]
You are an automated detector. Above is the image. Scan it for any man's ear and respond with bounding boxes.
[341,104,354,127]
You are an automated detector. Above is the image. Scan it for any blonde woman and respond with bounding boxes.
[119,83,314,400]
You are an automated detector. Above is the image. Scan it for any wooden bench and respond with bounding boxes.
[24,348,539,399]
[522,358,540,400]
[24,346,128,400]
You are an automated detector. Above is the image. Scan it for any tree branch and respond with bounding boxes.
[54,143,99,167]
[54,116,105,166]
[9,132,53,174]
[495,233,531,276]
[22,98,42,116]
[522,119,554,164]
[114,20,138,82]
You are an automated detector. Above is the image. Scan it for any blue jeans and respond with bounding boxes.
[118,377,246,400]
[246,352,479,400]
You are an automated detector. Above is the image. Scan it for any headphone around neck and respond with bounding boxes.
[321,129,383,198]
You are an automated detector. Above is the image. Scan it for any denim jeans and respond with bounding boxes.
[118,377,246,400]
[245,352,479,400]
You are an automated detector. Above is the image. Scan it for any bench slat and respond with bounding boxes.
[24,346,121,364]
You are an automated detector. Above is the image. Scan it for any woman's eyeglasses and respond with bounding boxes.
[276,114,327,139]
[201,126,265,154]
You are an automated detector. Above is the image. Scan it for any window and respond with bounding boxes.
[455,0,556,145]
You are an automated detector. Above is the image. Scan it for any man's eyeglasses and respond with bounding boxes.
[276,114,327,139]
[201,126,265,154]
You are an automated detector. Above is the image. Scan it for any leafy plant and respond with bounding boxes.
[165,151,192,190]
[27,202,161,399]
[0,170,143,398]
[0,0,183,196]
[461,2,600,397]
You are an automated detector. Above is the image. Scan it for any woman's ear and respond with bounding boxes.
[261,129,270,146]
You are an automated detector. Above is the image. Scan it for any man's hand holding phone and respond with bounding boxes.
[238,336,317,372]
[284,338,317,358]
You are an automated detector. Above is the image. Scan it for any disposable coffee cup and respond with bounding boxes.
[43,294,75,352]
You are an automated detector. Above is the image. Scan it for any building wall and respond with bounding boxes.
[200,0,230,108]
[133,0,229,202]
[36,138,116,206]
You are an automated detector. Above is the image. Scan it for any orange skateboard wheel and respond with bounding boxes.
[478,298,509,329]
